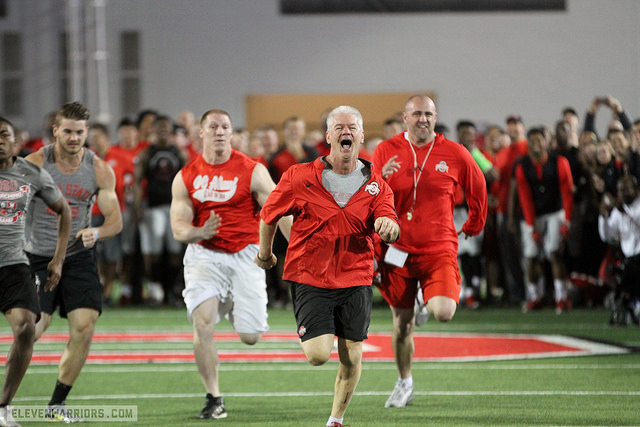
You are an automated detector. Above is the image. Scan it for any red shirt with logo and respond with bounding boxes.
[181,150,260,253]
[372,132,487,256]
[261,158,398,289]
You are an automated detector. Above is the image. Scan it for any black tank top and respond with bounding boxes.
[144,145,183,207]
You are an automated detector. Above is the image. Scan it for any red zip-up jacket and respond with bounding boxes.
[261,158,398,289]
[372,132,487,256]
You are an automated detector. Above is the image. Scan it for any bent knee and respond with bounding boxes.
[306,353,330,366]
[192,316,215,337]
[428,296,457,322]
[238,332,262,346]
[15,320,36,343]
[303,346,331,366]
[432,309,455,322]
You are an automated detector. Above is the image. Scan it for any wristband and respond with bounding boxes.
[93,228,99,243]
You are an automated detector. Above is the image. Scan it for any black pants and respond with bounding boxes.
[621,253,640,298]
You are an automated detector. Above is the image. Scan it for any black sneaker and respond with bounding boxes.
[199,395,227,419]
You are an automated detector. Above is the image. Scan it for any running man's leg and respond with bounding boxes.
[1,308,36,405]
[330,338,363,419]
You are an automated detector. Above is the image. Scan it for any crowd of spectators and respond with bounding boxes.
[11,96,640,322]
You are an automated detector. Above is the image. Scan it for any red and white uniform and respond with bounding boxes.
[180,151,260,253]
[261,158,397,290]
[180,150,268,331]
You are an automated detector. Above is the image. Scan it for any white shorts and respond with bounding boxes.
[139,205,184,255]
[182,243,269,334]
[520,209,565,259]
[453,206,484,256]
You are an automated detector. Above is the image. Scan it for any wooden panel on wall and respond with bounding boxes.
[246,92,436,140]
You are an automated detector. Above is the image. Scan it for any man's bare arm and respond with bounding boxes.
[170,171,221,243]
[77,159,123,248]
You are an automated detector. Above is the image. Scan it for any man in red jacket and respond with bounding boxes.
[373,94,487,408]
[256,105,399,427]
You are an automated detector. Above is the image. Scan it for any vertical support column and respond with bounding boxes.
[93,0,110,123]
[65,0,84,102]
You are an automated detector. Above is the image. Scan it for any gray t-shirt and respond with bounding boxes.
[0,156,61,268]
[25,145,97,257]
[321,160,368,208]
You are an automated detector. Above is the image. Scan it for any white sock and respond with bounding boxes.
[327,416,343,426]
[400,376,413,388]
[554,279,567,302]
[472,275,481,289]
[120,283,132,297]
[463,286,473,299]
[526,282,538,301]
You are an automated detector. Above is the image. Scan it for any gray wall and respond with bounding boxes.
[2,0,639,136]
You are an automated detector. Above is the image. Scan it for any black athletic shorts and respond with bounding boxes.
[28,250,102,318]
[0,263,40,315]
[290,282,372,342]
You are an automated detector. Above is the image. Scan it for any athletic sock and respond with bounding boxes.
[327,416,343,426]
[471,275,481,290]
[526,282,538,301]
[553,279,567,302]
[463,286,473,299]
[120,283,132,298]
[48,380,72,406]
[400,376,413,388]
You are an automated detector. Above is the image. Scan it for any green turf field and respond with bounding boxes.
[2,301,639,426]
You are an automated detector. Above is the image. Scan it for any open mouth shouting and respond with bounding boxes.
[339,137,353,153]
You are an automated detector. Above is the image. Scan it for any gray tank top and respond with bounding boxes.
[0,157,62,268]
[25,145,98,257]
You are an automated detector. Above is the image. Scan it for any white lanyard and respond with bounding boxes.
[406,137,435,221]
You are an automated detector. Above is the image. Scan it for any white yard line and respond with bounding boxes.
[19,363,640,375]
[12,389,640,403]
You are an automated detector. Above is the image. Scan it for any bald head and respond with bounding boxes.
[403,95,438,145]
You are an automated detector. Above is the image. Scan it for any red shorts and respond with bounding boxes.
[378,249,461,309]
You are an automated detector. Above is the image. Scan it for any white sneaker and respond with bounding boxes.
[414,293,429,326]
[384,379,414,408]
[46,405,83,423]
[0,407,21,427]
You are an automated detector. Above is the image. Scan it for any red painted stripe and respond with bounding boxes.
[0,332,294,343]
[0,332,591,365]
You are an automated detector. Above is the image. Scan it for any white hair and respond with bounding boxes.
[326,105,363,131]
